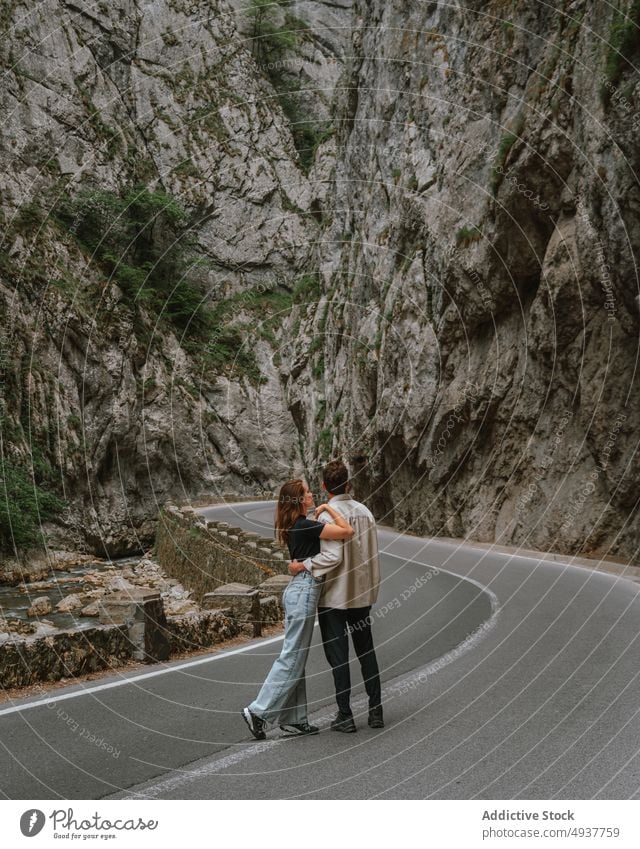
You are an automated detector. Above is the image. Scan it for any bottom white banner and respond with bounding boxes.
[1,800,638,847]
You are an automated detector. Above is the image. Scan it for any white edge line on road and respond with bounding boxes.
[118,591,502,799]
[0,631,290,718]
[216,502,631,580]
[0,549,496,719]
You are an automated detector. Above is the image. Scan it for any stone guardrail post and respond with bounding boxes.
[98,588,170,663]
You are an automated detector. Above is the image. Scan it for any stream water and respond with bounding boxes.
[0,557,141,631]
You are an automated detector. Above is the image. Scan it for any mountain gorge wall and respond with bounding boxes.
[286,0,639,559]
[0,0,637,562]
[0,0,350,555]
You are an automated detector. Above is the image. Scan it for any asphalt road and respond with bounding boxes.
[1,502,638,800]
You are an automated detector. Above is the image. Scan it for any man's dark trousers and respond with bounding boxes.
[318,606,382,716]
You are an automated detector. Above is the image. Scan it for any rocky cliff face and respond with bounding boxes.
[1,0,637,561]
[0,0,350,556]
[285,0,639,560]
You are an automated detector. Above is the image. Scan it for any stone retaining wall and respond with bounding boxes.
[0,625,132,689]
[0,609,240,690]
[0,501,289,690]
[156,504,289,601]
[165,610,240,654]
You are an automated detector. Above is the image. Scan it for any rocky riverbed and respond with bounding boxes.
[0,556,200,641]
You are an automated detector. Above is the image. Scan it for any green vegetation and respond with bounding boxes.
[455,225,482,247]
[490,112,525,195]
[76,83,122,158]
[317,427,332,457]
[13,199,46,233]
[283,117,331,174]
[292,272,321,304]
[197,286,293,384]
[308,337,322,356]
[161,28,179,47]
[189,105,227,141]
[0,373,67,559]
[55,186,210,335]
[248,0,299,66]
[0,449,65,556]
[312,356,324,379]
[248,0,332,173]
[200,326,263,383]
[602,1,640,99]
[7,183,290,386]
[173,160,201,179]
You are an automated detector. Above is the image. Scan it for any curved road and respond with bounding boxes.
[1,501,639,799]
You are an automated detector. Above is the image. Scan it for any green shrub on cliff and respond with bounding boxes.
[603,1,640,92]
[0,451,64,556]
[194,285,293,383]
[248,0,298,67]
[247,0,331,173]
[56,187,209,335]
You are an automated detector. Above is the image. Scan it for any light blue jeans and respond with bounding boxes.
[248,570,323,726]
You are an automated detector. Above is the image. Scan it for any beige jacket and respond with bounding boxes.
[302,494,380,609]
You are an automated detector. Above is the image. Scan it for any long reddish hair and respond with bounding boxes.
[275,479,305,545]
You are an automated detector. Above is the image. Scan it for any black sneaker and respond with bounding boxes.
[368,706,384,728]
[242,707,266,740]
[279,722,319,736]
[331,712,357,733]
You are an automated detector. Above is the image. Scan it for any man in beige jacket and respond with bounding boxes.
[288,460,383,732]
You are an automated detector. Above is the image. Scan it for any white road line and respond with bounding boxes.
[0,547,493,718]
[204,502,624,575]
[123,739,283,798]
[116,594,500,799]
[0,631,290,717]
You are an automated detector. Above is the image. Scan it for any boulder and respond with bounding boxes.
[27,596,52,617]
[32,619,59,636]
[56,594,85,612]
[3,618,37,635]
[105,575,137,593]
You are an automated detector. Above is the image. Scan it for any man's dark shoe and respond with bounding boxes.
[331,712,357,733]
[242,707,266,740]
[368,706,384,728]
[279,721,319,736]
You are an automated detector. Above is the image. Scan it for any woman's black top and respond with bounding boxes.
[287,515,324,561]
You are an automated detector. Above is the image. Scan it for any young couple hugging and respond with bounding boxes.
[242,459,383,738]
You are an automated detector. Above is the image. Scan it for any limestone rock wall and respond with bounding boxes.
[1,0,317,556]
[283,0,639,560]
[2,0,637,564]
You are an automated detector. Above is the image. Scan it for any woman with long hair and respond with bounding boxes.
[242,478,353,738]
